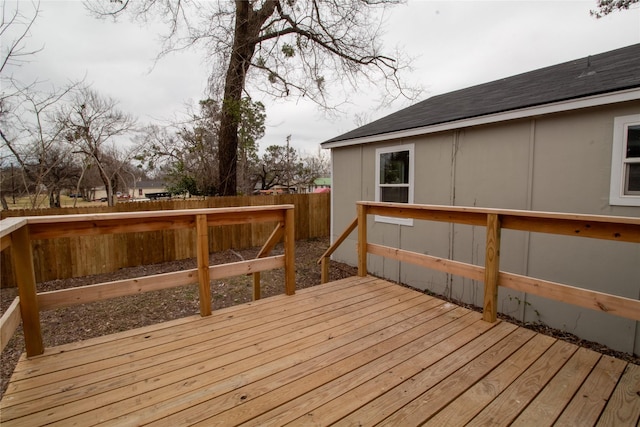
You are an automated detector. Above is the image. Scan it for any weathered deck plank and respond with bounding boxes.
[1,276,637,426]
[596,363,640,426]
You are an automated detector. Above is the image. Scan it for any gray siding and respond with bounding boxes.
[330,102,640,355]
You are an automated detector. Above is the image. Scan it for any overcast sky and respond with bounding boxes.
[4,0,640,155]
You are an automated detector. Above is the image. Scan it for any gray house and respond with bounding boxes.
[322,43,640,355]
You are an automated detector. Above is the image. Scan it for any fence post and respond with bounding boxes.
[357,203,367,277]
[196,214,211,316]
[11,224,44,356]
[284,207,296,295]
[483,213,501,322]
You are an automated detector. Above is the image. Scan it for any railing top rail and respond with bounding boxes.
[358,201,640,225]
[3,204,295,226]
[0,217,28,239]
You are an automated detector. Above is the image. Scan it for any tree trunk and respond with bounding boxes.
[0,192,9,210]
[73,163,88,208]
[217,1,276,196]
[93,154,114,207]
[48,189,61,208]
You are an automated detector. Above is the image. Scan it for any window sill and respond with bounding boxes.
[609,195,640,207]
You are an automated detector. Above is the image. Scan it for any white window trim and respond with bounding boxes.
[375,144,415,226]
[609,114,640,206]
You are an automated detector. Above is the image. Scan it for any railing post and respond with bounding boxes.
[252,272,261,300]
[284,207,295,295]
[320,257,329,284]
[357,203,367,277]
[483,213,501,323]
[11,225,44,356]
[196,214,211,316]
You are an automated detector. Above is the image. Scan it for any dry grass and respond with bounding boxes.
[4,195,107,210]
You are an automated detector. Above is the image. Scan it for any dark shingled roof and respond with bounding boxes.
[323,43,640,145]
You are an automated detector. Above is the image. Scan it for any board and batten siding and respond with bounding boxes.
[329,101,640,355]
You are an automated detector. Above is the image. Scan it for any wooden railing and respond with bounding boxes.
[1,193,329,285]
[320,201,640,324]
[0,205,296,357]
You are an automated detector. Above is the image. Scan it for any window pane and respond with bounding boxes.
[627,125,640,159]
[624,163,640,194]
[380,186,408,203]
[380,151,409,184]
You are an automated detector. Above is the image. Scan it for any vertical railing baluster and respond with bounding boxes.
[357,203,368,277]
[196,214,212,316]
[320,256,330,284]
[284,207,296,295]
[483,213,501,322]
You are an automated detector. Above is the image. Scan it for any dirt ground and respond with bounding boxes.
[1,237,638,398]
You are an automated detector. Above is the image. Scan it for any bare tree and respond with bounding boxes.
[591,0,639,17]
[137,103,220,197]
[253,142,326,192]
[138,97,265,196]
[1,80,79,208]
[1,1,89,208]
[87,0,419,196]
[59,86,137,206]
[1,0,43,74]
[301,148,330,177]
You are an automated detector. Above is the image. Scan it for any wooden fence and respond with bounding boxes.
[1,193,329,287]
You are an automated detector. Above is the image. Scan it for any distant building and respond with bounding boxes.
[132,180,168,200]
[304,177,331,193]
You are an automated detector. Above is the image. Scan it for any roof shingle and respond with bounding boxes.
[323,43,640,145]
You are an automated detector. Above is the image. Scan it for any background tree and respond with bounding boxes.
[138,97,265,196]
[299,148,330,186]
[1,80,79,208]
[0,162,12,209]
[137,101,219,197]
[89,0,417,196]
[59,86,137,206]
[237,98,265,194]
[1,0,42,74]
[1,0,82,208]
[591,0,639,17]
[253,142,326,192]
[254,144,297,191]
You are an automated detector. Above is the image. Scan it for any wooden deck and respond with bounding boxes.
[1,276,638,426]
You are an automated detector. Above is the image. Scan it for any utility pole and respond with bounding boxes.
[11,163,16,204]
[286,134,291,192]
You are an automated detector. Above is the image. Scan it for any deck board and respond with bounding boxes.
[1,276,638,426]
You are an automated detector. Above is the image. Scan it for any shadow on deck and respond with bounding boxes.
[1,276,638,426]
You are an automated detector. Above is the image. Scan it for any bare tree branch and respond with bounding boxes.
[1,0,44,74]
[85,0,421,195]
[590,0,639,18]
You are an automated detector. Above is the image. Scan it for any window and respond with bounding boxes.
[610,114,640,206]
[375,144,414,225]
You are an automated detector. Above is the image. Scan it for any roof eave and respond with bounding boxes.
[321,87,640,149]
